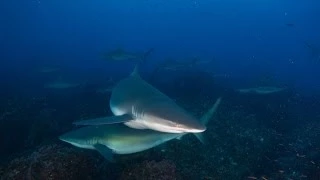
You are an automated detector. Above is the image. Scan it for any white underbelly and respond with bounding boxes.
[111,141,165,155]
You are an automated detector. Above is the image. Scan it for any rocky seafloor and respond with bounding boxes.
[0,75,319,180]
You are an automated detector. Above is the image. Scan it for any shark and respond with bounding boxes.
[156,57,212,71]
[236,86,286,94]
[149,57,213,81]
[60,97,221,161]
[103,48,154,63]
[74,66,208,134]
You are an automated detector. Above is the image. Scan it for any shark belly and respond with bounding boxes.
[111,143,157,154]
[108,134,178,155]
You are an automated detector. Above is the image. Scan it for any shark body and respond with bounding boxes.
[74,66,208,134]
[44,81,81,89]
[149,57,213,81]
[237,86,286,94]
[60,98,221,161]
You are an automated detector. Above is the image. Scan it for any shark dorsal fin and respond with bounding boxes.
[130,65,140,77]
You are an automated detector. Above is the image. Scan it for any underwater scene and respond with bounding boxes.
[1,0,320,179]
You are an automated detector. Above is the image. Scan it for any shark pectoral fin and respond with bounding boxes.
[194,133,206,144]
[94,144,114,162]
[73,114,133,126]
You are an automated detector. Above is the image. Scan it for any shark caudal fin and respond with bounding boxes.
[194,97,222,144]
[130,64,140,77]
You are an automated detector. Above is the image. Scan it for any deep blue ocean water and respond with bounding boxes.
[1,0,320,179]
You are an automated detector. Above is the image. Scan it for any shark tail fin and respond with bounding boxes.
[140,48,154,64]
[130,64,140,77]
[200,97,222,125]
[194,97,222,144]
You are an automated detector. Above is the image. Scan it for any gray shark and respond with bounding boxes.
[236,86,286,94]
[60,97,221,161]
[74,66,207,133]
[156,57,212,71]
[149,57,213,81]
[103,48,154,63]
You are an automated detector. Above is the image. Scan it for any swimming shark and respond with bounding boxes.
[149,57,213,81]
[103,48,154,63]
[236,86,286,94]
[156,57,212,71]
[74,66,207,134]
[60,97,221,161]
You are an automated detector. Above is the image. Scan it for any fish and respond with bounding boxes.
[59,97,222,161]
[103,48,154,63]
[149,57,213,80]
[156,57,212,71]
[74,66,208,133]
[236,86,286,94]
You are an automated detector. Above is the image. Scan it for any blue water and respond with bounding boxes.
[1,0,320,179]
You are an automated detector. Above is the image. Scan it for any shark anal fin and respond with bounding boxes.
[73,114,133,126]
[94,144,114,162]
